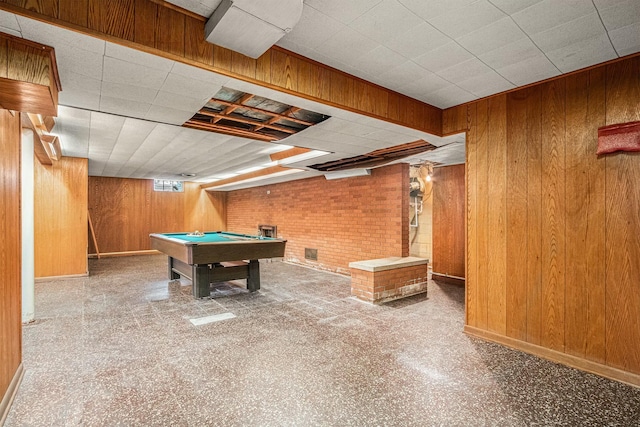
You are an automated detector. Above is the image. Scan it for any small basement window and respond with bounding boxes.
[154,179,184,192]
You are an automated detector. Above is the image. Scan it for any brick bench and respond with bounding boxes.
[349,257,429,304]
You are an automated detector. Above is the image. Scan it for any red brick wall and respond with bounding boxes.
[226,163,409,274]
[351,264,429,303]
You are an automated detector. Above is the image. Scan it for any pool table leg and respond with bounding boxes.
[247,259,260,292]
[168,257,180,280]
[192,265,211,298]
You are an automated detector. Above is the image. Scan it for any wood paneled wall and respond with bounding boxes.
[432,164,465,279]
[88,177,226,254]
[34,157,88,277]
[0,109,22,413]
[465,55,640,385]
[0,0,442,135]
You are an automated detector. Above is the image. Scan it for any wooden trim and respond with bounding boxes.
[35,273,88,282]
[464,326,640,388]
[431,273,465,286]
[0,363,23,426]
[200,165,290,189]
[270,147,310,162]
[183,120,278,141]
[148,0,207,22]
[88,250,162,258]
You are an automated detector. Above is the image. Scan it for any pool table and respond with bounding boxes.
[150,231,286,298]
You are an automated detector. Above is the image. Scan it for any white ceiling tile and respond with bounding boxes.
[511,0,595,35]
[479,38,546,70]
[16,15,105,53]
[101,81,158,104]
[103,57,169,89]
[375,61,430,88]
[0,26,21,37]
[456,17,527,56]
[397,72,450,97]
[436,58,493,85]
[486,0,544,14]
[99,96,151,119]
[428,0,506,39]
[413,42,474,72]
[596,0,640,31]
[609,22,640,57]
[352,46,407,74]
[105,42,174,72]
[304,0,384,24]
[58,69,102,94]
[56,46,104,79]
[313,26,379,64]
[422,85,475,109]
[145,105,194,125]
[316,27,377,64]
[153,91,207,112]
[456,71,516,97]
[170,61,231,85]
[278,6,346,49]
[496,54,560,86]
[547,33,617,73]
[384,22,451,60]
[58,91,100,112]
[0,9,20,31]
[161,72,222,99]
[531,12,606,53]
[350,0,424,44]
[55,106,91,157]
[396,0,476,21]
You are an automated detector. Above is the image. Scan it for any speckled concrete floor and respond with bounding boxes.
[5,255,640,426]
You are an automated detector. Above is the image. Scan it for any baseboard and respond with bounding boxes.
[0,363,24,426]
[35,272,88,282]
[464,325,640,388]
[88,250,161,258]
[431,273,465,286]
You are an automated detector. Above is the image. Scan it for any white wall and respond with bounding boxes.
[21,129,35,323]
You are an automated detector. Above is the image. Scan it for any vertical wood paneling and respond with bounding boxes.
[59,0,88,26]
[213,45,232,72]
[604,57,640,374]
[0,38,7,78]
[184,15,213,66]
[271,50,297,91]
[34,157,88,277]
[16,0,57,17]
[525,87,543,345]
[432,164,465,278]
[443,105,468,135]
[88,0,134,41]
[466,102,478,327]
[486,95,507,335]
[133,0,156,48]
[230,51,256,79]
[255,50,271,84]
[155,6,184,57]
[506,90,528,340]
[475,99,489,330]
[0,108,21,405]
[540,79,566,351]
[564,70,606,362]
[88,177,226,253]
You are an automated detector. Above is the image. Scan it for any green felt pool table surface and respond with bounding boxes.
[160,231,271,244]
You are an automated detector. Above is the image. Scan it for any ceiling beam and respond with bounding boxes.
[183,120,278,142]
[200,165,292,189]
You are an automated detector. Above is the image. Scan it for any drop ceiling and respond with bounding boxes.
[2,0,637,190]
[168,0,640,108]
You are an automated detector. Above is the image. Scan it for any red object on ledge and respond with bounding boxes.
[597,121,640,155]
